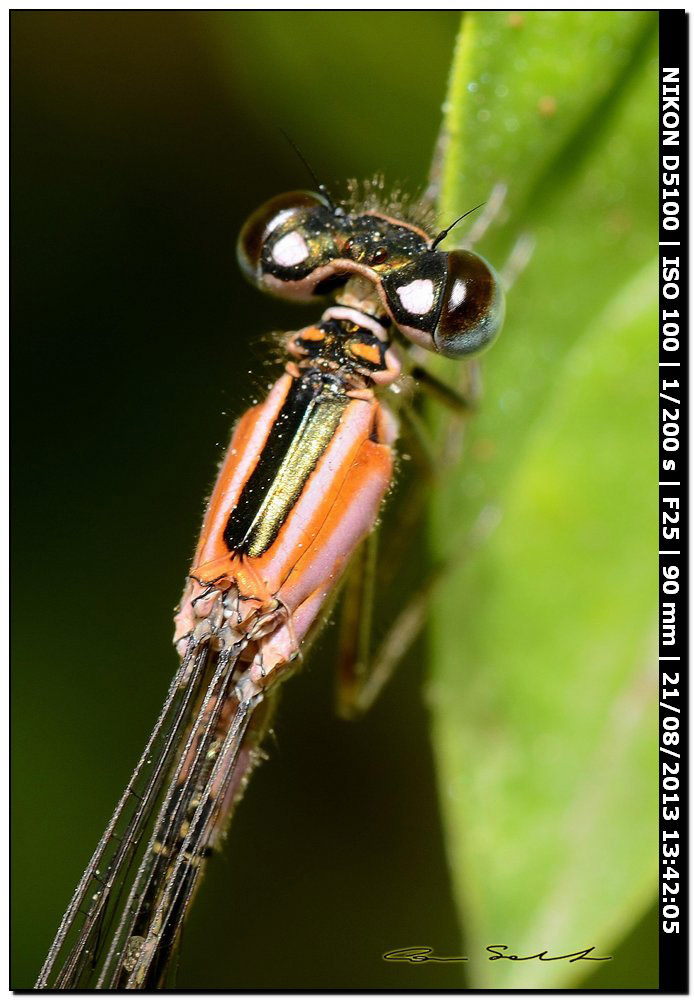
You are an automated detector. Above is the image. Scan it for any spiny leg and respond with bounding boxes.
[335,528,379,720]
[337,229,531,717]
[373,391,465,583]
[371,360,482,581]
[464,182,508,248]
[393,354,482,475]
[409,364,477,415]
[397,402,440,478]
[334,376,493,720]
[500,231,535,292]
[436,359,483,470]
[336,225,533,718]
[338,505,501,718]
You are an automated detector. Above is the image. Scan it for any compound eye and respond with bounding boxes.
[379,252,447,351]
[237,190,335,299]
[433,250,505,358]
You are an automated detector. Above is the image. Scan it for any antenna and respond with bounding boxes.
[430,202,485,251]
[279,128,338,214]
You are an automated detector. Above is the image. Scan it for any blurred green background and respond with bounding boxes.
[12,11,658,990]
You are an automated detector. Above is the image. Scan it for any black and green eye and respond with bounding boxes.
[237,190,338,300]
[379,249,504,357]
[433,250,505,357]
[379,252,447,349]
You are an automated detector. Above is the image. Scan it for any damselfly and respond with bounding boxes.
[36,178,504,989]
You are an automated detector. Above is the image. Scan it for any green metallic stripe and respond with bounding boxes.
[245,390,346,557]
[245,389,347,557]
[223,373,350,558]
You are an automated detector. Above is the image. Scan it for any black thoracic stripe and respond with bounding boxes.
[223,374,349,558]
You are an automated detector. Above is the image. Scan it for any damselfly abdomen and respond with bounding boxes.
[37,184,504,989]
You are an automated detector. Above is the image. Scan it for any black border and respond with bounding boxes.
[658,8,688,995]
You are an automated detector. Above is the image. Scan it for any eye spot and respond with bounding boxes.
[272,231,310,267]
[396,278,435,315]
[370,246,389,265]
[449,278,467,310]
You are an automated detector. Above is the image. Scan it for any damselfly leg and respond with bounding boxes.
[334,231,532,718]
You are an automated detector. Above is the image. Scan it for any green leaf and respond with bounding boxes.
[440,11,657,228]
[428,12,658,988]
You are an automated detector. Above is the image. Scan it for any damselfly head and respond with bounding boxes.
[238,190,504,359]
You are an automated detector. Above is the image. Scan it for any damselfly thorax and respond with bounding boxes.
[36,186,505,990]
